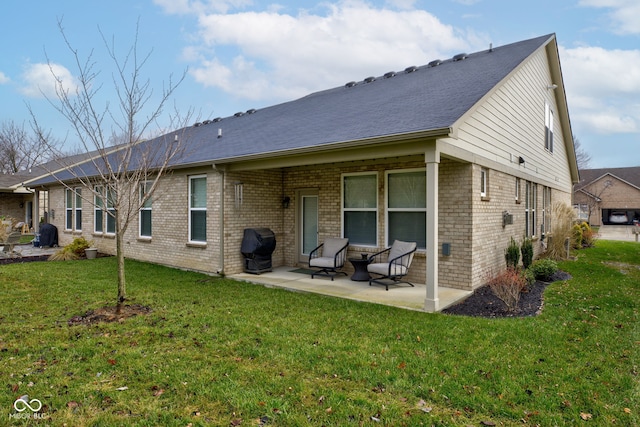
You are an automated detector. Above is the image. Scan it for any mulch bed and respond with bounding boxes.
[0,255,51,265]
[442,271,572,318]
[68,304,152,326]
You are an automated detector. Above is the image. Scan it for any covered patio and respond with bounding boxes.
[230,266,472,312]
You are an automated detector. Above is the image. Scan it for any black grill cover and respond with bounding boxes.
[39,223,59,247]
[241,228,276,274]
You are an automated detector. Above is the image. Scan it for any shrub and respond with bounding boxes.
[48,237,93,261]
[487,267,527,312]
[530,259,558,282]
[66,237,93,257]
[521,237,533,269]
[505,237,520,269]
[576,221,596,248]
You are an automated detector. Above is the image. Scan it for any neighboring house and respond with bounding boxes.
[27,33,578,312]
[0,172,41,230]
[573,167,640,226]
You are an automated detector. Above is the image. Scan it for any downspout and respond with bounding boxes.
[214,164,225,275]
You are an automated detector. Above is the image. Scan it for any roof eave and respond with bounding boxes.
[207,128,452,168]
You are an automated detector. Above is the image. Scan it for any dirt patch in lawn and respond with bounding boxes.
[68,304,152,326]
[442,271,571,318]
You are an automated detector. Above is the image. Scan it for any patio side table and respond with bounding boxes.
[349,257,371,281]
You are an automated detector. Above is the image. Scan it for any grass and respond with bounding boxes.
[1,240,638,426]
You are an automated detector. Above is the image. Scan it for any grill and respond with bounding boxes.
[240,228,276,274]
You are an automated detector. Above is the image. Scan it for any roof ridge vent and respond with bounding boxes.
[404,65,418,73]
[193,122,202,127]
[213,117,222,122]
[202,119,212,125]
[364,76,376,83]
[234,112,244,117]
[345,81,357,88]
[383,71,396,78]
[453,53,467,61]
[427,59,442,67]
[246,108,257,114]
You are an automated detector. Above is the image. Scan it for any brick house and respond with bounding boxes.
[27,33,578,312]
[573,167,640,226]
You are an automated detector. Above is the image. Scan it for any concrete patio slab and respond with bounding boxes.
[230,266,472,312]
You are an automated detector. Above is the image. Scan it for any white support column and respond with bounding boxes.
[424,148,440,312]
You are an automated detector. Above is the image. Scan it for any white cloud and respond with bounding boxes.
[180,2,479,101]
[579,0,640,34]
[560,45,640,135]
[0,71,10,84]
[20,62,79,99]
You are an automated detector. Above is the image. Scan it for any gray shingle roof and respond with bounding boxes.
[576,167,640,191]
[176,33,554,164]
[28,34,555,186]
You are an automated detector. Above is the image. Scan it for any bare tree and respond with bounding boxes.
[573,136,592,171]
[32,19,193,310]
[0,120,62,174]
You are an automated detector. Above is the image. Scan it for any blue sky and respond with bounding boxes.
[1,0,638,168]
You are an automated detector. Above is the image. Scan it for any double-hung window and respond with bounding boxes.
[106,187,116,234]
[342,173,377,246]
[515,178,521,203]
[545,103,554,152]
[94,186,104,233]
[139,182,152,238]
[94,186,116,234]
[386,169,426,249]
[65,188,82,231]
[525,181,537,238]
[189,175,207,243]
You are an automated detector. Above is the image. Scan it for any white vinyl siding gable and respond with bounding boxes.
[445,47,572,190]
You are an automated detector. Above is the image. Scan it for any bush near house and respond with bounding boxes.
[48,237,93,261]
[520,237,533,269]
[487,267,528,311]
[529,259,559,282]
[504,236,520,268]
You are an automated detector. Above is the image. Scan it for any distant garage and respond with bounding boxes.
[602,208,640,225]
[573,167,640,226]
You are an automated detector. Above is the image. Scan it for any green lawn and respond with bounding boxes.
[1,240,638,426]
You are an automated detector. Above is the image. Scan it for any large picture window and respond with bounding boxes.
[139,182,152,238]
[189,175,207,243]
[342,173,377,246]
[387,170,426,249]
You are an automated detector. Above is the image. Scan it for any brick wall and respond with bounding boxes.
[46,158,573,291]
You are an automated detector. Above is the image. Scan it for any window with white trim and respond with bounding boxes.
[386,169,426,249]
[94,186,116,235]
[515,178,521,203]
[94,186,104,233]
[480,168,488,198]
[545,103,554,153]
[342,173,377,246]
[65,187,82,231]
[106,187,116,234]
[65,188,73,230]
[525,181,537,238]
[189,175,207,243]
[139,182,152,238]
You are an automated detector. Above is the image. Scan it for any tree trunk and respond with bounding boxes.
[116,214,126,313]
